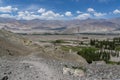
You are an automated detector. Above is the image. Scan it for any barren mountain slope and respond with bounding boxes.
[0,29,31,56]
[0,29,87,64]
[0,29,88,80]
[0,18,120,34]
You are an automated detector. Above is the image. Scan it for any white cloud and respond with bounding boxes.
[87,8,106,17]
[76,11,82,14]
[16,10,64,20]
[87,8,95,12]
[38,8,46,13]
[40,10,64,20]
[0,14,14,18]
[65,11,72,16]
[75,13,91,20]
[17,11,40,20]
[0,6,108,20]
[0,6,18,13]
[13,8,18,11]
[94,12,106,17]
[113,9,120,14]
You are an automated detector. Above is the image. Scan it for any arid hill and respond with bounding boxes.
[0,29,87,64]
[0,29,31,56]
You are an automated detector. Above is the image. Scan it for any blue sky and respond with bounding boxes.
[0,0,120,20]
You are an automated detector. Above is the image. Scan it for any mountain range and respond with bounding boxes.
[0,17,120,34]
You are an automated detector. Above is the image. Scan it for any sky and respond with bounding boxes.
[0,0,120,20]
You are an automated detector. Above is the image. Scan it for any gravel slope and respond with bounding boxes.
[0,55,81,80]
[1,55,120,80]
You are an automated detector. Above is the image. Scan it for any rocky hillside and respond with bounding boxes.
[0,29,87,64]
[0,29,31,56]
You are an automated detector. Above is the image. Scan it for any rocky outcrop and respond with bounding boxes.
[63,67,85,77]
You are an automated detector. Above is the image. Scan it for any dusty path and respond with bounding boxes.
[20,60,61,80]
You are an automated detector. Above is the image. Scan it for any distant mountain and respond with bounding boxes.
[0,17,120,34]
[108,17,120,25]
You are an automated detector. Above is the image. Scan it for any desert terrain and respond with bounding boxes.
[1,29,120,80]
[1,0,120,80]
